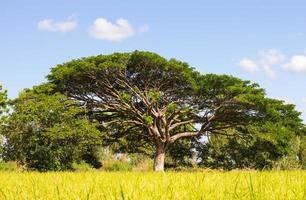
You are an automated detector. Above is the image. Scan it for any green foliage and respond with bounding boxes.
[1,88,101,171]
[147,89,161,103]
[165,103,178,115]
[119,91,132,103]
[0,161,19,171]
[143,114,153,125]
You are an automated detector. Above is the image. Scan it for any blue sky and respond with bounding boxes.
[1,0,306,120]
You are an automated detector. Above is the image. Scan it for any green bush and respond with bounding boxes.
[72,161,95,172]
[129,153,153,171]
[272,157,302,170]
[0,162,19,171]
[132,159,153,171]
[103,160,132,172]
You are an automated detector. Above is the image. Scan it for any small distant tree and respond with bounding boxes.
[48,51,272,171]
[299,134,306,168]
[2,85,101,171]
[0,84,8,116]
[0,84,8,160]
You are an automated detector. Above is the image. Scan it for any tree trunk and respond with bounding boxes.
[154,143,165,171]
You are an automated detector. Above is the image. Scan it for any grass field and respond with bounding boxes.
[0,170,305,200]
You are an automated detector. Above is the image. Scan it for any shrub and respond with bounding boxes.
[0,161,19,171]
[103,160,132,171]
[72,161,95,172]
[132,158,153,171]
[272,157,302,170]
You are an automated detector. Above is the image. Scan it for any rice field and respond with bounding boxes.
[0,170,305,200]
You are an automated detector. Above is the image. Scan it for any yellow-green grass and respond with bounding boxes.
[0,170,305,200]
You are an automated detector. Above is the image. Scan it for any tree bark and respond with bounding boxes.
[154,143,165,171]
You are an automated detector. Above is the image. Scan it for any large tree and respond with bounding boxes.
[48,51,269,171]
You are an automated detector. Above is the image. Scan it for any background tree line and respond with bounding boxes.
[0,51,305,171]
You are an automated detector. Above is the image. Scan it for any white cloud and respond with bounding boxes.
[259,49,285,79]
[262,65,276,79]
[37,18,77,32]
[259,49,286,66]
[239,49,286,79]
[241,49,306,77]
[283,54,306,73]
[89,18,135,42]
[238,58,258,73]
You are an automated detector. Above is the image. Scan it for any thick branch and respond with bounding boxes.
[169,131,200,143]
[168,119,195,131]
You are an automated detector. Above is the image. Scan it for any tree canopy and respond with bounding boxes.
[47,51,284,171]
